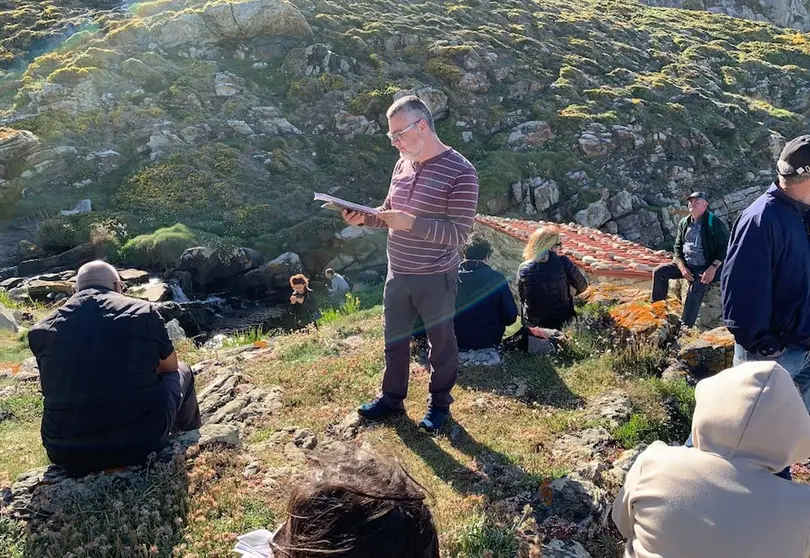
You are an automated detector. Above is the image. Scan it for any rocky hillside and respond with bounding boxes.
[0,0,809,271]
[640,0,810,32]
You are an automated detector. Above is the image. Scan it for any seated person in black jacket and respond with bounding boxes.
[454,234,518,350]
[28,260,201,475]
[517,226,588,330]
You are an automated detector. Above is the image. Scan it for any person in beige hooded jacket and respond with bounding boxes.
[612,360,810,558]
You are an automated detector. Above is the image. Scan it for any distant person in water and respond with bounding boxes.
[454,234,517,351]
[28,260,201,475]
[517,226,588,330]
[287,274,321,331]
[325,268,351,301]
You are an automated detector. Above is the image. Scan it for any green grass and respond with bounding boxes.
[0,392,43,421]
[0,291,21,310]
[319,293,362,324]
[0,331,32,364]
[447,513,521,557]
[221,326,268,348]
[0,421,48,482]
[0,296,700,557]
[0,516,25,558]
[610,340,669,379]
[613,413,665,448]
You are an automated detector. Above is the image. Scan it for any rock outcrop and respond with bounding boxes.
[640,0,810,32]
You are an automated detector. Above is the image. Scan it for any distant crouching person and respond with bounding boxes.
[287,274,321,331]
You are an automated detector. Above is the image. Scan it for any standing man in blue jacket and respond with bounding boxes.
[722,135,810,410]
[454,234,518,351]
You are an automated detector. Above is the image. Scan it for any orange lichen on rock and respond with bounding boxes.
[678,326,735,378]
[609,300,672,342]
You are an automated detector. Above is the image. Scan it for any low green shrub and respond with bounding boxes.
[222,327,267,348]
[449,513,520,558]
[561,310,614,361]
[611,340,669,379]
[320,293,362,325]
[424,58,463,84]
[120,223,198,270]
[36,215,79,252]
[613,413,666,448]
[0,392,43,422]
[614,378,696,447]
[0,515,24,558]
[354,282,384,309]
[652,377,696,443]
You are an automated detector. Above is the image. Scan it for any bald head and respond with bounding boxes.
[75,260,121,292]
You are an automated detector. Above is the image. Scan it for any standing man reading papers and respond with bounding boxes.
[343,95,479,433]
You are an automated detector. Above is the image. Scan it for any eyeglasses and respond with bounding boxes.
[386,120,422,142]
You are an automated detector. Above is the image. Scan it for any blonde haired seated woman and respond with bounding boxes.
[517,226,588,330]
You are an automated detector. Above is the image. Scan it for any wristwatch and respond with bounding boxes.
[759,346,785,359]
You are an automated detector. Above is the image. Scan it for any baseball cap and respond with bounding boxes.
[686,191,708,201]
[777,135,810,177]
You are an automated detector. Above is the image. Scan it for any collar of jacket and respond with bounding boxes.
[460,259,487,273]
[768,182,810,217]
[686,211,709,225]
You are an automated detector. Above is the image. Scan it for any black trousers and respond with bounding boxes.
[169,362,202,432]
[48,362,202,475]
[651,263,712,327]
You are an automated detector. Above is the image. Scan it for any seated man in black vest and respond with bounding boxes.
[28,260,201,475]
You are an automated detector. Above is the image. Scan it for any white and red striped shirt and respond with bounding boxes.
[365,148,479,274]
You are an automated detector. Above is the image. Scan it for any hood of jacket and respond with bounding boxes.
[692,361,810,472]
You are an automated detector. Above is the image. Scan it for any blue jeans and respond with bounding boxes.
[685,344,810,481]
[733,344,810,412]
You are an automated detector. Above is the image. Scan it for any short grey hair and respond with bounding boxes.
[386,95,434,131]
[778,173,810,190]
[75,260,120,291]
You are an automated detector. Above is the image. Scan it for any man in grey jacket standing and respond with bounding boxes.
[343,95,479,433]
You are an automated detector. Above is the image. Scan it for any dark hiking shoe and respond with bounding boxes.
[418,406,450,434]
[357,398,404,421]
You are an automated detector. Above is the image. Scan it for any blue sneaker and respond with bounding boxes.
[418,406,450,434]
[357,398,404,421]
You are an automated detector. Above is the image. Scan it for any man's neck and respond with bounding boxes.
[415,138,450,163]
[778,182,810,207]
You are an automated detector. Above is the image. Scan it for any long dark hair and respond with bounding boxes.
[275,450,439,558]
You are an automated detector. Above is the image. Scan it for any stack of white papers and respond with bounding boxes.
[233,528,275,557]
[314,192,380,216]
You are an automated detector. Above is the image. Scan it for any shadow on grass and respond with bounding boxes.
[392,415,541,499]
[456,351,582,410]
